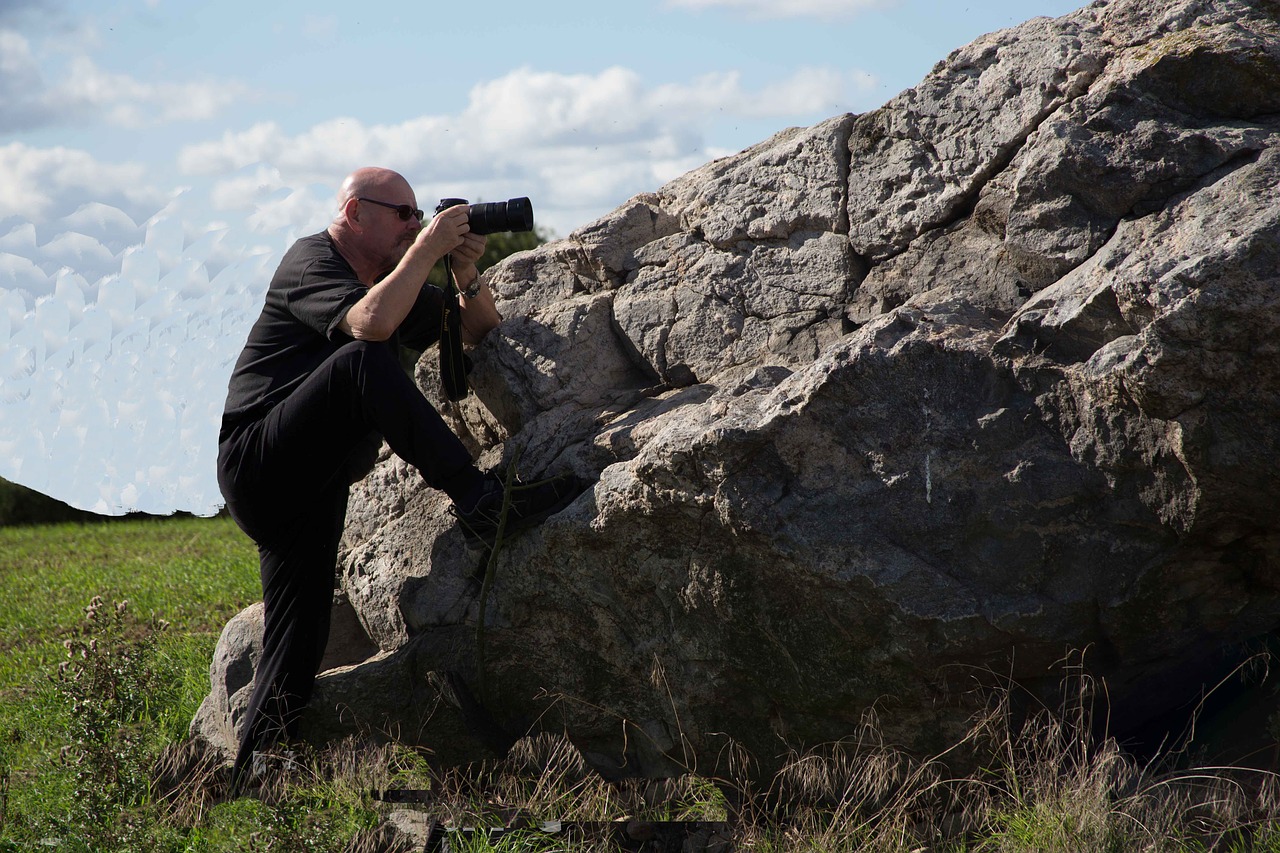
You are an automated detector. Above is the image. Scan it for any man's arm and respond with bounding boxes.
[338,205,470,341]
[457,276,503,344]
[438,231,502,344]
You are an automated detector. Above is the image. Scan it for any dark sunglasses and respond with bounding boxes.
[358,197,424,223]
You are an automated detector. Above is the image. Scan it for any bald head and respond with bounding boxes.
[335,167,414,217]
[328,167,424,283]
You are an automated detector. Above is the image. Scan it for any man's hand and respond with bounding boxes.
[339,205,480,342]
[447,230,487,293]
[415,203,471,259]
[417,207,486,290]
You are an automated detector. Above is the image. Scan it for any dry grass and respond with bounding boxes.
[37,629,1247,852]
[148,661,1280,852]
[721,658,1280,852]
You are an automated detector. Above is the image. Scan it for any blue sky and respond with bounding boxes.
[0,0,1083,515]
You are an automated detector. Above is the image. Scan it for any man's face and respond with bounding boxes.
[358,184,423,272]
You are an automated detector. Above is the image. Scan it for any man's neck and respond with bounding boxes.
[326,224,385,285]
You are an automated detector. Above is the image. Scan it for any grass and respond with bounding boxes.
[4,515,1280,851]
[0,516,260,690]
[0,516,261,851]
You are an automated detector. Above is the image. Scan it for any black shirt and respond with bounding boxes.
[220,231,444,435]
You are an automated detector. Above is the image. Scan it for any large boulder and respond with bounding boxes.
[196,0,1280,778]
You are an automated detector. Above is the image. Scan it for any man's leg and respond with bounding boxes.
[219,339,581,548]
[221,341,481,794]
[250,341,486,511]
[228,482,347,794]
[218,340,580,793]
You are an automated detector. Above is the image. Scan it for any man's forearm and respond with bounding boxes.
[340,243,442,340]
[459,279,502,344]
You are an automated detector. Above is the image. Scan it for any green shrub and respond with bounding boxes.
[49,597,175,851]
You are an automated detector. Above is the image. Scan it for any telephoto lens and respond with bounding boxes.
[435,197,534,235]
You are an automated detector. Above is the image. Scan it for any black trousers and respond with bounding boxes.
[217,340,482,790]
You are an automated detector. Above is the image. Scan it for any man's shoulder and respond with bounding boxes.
[283,230,339,263]
[273,231,354,285]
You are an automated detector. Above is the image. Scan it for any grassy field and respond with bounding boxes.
[0,516,261,851]
[4,516,1280,851]
[0,517,260,694]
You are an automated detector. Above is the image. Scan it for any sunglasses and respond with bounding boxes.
[358,197,424,223]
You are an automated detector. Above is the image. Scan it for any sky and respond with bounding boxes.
[0,0,1084,516]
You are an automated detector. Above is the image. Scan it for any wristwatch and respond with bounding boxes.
[463,277,482,299]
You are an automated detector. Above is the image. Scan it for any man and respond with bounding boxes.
[217,166,577,794]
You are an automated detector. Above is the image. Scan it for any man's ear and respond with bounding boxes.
[342,197,364,231]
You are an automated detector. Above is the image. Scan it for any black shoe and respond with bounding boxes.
[228,744,304,799]
[452,471,584,543]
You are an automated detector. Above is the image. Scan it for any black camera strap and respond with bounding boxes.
[439,253,470,401]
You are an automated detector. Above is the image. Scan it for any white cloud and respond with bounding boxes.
[649,67,878,119]
[0,26,252,131]
[0,142,164,239]
[179,123,286,175]
[207,164,287,211]
[57,55,251,128]
[0,213,275,514]
[664,0,898,19]
[755,67,879,115]
[245,186,333,237]
[35,229,115,272]
[178,64,876,237]
[0,250,48,293]
[60,202,142,252]
[0,28,59,131]
[1,59,876,515]
[464,67,653,146]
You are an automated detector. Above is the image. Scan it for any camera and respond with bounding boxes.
[435,197,534,235]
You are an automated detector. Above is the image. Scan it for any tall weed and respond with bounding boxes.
[49,596,175,851]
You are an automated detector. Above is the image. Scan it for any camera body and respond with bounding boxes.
[435,197,534,235]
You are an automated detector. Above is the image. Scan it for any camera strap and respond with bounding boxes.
[439,253,470,401]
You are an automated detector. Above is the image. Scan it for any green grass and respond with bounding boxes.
[0,516,260,851]
[0,516,258,640]
[4,516,1280,851]
[0,516,260,773]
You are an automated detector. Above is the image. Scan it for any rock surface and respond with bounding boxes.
[195,0,1280,779]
